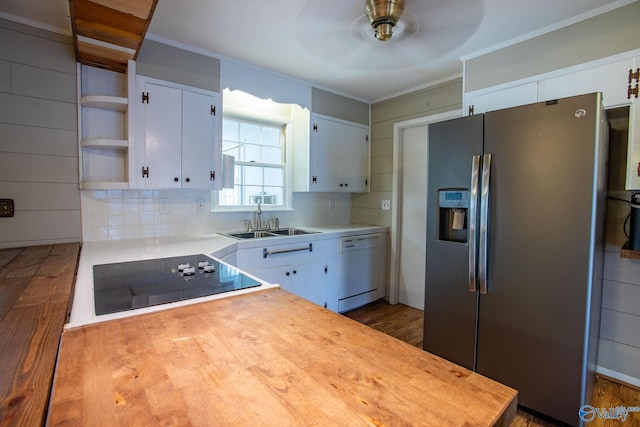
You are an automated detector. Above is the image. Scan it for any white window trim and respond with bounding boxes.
[211,115,294,213]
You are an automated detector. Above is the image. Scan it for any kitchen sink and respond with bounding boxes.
[224,228,318,239]
[269,228,317,236]
[227,231,278,239]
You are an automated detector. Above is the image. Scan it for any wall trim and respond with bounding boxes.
[389,109,462,305]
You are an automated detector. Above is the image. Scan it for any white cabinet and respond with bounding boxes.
[236,238,338,310]
[135,77,221,190]
[464,51,640,190]
[253,259,328,308]
[295,114,369,193]
[77,62,135,189]
[464,82,537,115]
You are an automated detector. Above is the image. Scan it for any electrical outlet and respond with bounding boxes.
[0,199,14,217]
[382,200,391,211]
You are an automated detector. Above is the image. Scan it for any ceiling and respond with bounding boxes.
[0,0,632,101]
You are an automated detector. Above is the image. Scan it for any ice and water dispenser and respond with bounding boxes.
[437,190,469,244]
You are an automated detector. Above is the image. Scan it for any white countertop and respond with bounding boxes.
[67,224,387,328]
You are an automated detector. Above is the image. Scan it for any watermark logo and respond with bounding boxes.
[579,405,640,423]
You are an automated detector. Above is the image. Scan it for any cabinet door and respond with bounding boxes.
[311,117,342,191]
[248,265,291,289]
[143,83,182,188]
[342,123,369,192]
[310,115,370,193]
[290,259,327,307]
[538,58,635,107]
[465,82,538,115]
[182,90,218,189]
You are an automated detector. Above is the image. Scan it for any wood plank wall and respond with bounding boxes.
[0,19,81,249]
[353,79,462,227]
[600,124,640,385]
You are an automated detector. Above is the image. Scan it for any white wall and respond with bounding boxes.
[0,19,81,248]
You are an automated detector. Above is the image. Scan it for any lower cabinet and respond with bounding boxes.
[236,238,339,311]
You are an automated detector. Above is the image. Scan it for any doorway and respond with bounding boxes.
[389,110,461,309]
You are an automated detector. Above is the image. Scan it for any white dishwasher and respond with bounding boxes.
[338,233,383,312]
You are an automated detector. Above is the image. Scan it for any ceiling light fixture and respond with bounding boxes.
[365,0,405,41]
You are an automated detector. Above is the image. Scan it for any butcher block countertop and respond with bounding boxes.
[48,289,517,426]
[0,243,80,426]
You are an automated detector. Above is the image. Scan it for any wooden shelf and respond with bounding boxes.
[80,95,128,112]
[80,139,128,149]
[620,242,640,259]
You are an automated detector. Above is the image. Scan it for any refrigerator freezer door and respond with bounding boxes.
[423,114,483,370]
[476,93,605,425]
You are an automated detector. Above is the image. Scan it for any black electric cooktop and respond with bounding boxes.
[93,254,261,316]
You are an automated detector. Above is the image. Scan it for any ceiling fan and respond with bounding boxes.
[294,0,482,71]
[364,0,405,41]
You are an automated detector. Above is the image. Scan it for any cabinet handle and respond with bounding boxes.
[286,272,290,276]
[174,177,179,182]
[263,244,313,258]
[185,177,190,183]
[293,270,297,274]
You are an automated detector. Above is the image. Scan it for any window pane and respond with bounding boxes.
[262,127,281,147]
[219,114,287,208]
[243,166,262,186]
[244,186,263,205]
[263,187,283,205]
[264,167,283,186]
[243,144,261,162]
[220,187,240,206]
[262,146,282,164]
[240,122,260,144]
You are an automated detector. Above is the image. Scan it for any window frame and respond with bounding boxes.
[212,113,293,212]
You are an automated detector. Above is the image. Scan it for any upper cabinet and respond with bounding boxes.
[464,50,640,190]
[293,88,370,193]
[309,115,369,193]
[133,77,222,190]
[77,61,135,189]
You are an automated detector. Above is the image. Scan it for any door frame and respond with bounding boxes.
[389,109,462,305]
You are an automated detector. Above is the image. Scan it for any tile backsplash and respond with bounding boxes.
[81,189,352,242]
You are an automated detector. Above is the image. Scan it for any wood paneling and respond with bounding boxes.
[0,244,80,427]
[0,26,75,74]
[0,93,76,130]
[0,21,80,249]
[69,0,158,73]
[10,63,76,103]
[0,124,77,157]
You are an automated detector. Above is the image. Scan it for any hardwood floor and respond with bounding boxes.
[343,299,640,427]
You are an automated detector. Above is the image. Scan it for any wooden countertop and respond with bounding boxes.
[0,243,80,427]
[48,289,517,426]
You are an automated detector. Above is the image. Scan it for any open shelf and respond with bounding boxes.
[80,95,128,112]
[80,139,128,149]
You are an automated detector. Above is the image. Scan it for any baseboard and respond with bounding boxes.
[596,366,640,390]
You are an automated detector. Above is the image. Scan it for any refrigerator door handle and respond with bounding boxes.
[478,154,492,294]
[468,155,481,292]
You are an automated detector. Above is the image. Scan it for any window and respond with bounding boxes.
[218,116,286,208]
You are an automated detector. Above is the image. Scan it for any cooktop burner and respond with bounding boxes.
[93,254,261,315]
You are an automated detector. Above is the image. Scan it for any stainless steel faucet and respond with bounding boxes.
[254,202,262,230]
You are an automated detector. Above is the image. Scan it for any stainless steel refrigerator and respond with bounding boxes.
[423,93,608,426]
